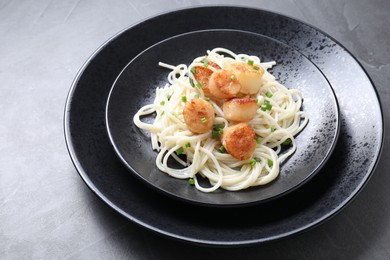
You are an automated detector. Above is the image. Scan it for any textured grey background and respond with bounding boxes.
[1,0,389,259]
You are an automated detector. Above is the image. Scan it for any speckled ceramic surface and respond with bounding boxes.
[106,30,340,207]
[64,6,383,246]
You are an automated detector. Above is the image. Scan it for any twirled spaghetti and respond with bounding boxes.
[133,47,308,192]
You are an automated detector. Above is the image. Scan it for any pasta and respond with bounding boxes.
[133,47,308,192]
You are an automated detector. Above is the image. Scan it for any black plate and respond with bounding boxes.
[64,6,383,246]
[106,29,340,207]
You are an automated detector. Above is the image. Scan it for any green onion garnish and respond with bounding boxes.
[266,92,273,98]
[188,178,195,185]
[196,82,203,89]
[230,75,236,80]
[270,127,276,132]
[201,58,209,68]
[253,65,260,70]
[160,101,165,106]
[261,99,272,111]
[218,146,227,153]
[282,138,292,145]
[185,142,191,148]
[194,93,200,99]
[190,67,196,74]
[267,160,273,167]
[250,157,261,167]
[201,117,207,123]
[175,147,184,155]
[256,137,262,144]
[204,97,210,102]
[247,60,254,66]
[212,124,224,139]
[181,96,187,102]
[189,78,195,88]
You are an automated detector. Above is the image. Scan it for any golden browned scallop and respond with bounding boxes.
[183,98,215,134]
[208,69,241,99]
[223,97,258,122]
[221,123,257,160]
[192,60,221,97]
[228,62,264,95]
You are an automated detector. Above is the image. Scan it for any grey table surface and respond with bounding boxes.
[1,0,389,259]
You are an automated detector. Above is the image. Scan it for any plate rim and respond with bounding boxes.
[64,5,384,246]
[104,28,341,207]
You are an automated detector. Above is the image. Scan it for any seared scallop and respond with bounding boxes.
[183,98,215,134]
[228,62,264,95]
[223,97,258,122]
[208,69,241,100]
[221,123,257,160]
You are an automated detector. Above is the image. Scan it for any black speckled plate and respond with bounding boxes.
[64,6,383,246]
[106,29,340,207]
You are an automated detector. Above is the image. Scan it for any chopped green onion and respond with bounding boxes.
[266,92,273,98]
[212,124,224,139]
[230,75,236,80]
[270,126,276,132]
[196,82,203,89]
[256,137,262,144]
[250,157,261,167]
[267,160,273,167]
[167,95,172,101]
[261,99,272,111]
[190,67,196,74]
[175,147,184,155]
[218,146,227,153]
[188,178,195,185]
[282,138,292,145]
[204,97,210,102]
[160,101,165,106]
[247,60,254,66]
[194,93,200,99]
[253,65,260,70]
[201,58,209,68]
[181,96,187,102]
[201,117,207,123]
[185,142,191,148]
[189,78,195,88]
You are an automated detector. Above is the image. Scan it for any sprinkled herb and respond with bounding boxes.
[181,96,187,102]
[201,117,207,123]
[218,146,227,153]
[185,142,191,148]
[230,75,236,80]
[267,160,273,167]
[175,147,184,155]
[194,93,200,99]
[256,137,262,144]
[282,138,292,145]
[253,65,260,70]
[201,58,209,68]
[204,97,210,102]
[196,82,203,89]
[247,60,254,66]
[212,124,224,139]
[189,77,195,88]
[167,95,172,101]
[270,126,276,132]
[160,101,165,106]
[188,178,195,185]
[190,67,196,74]
[261,99,272,111]
[266,92,273,98]
[250,157,261,167]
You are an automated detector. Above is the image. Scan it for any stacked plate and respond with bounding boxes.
[64,6,383,246]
